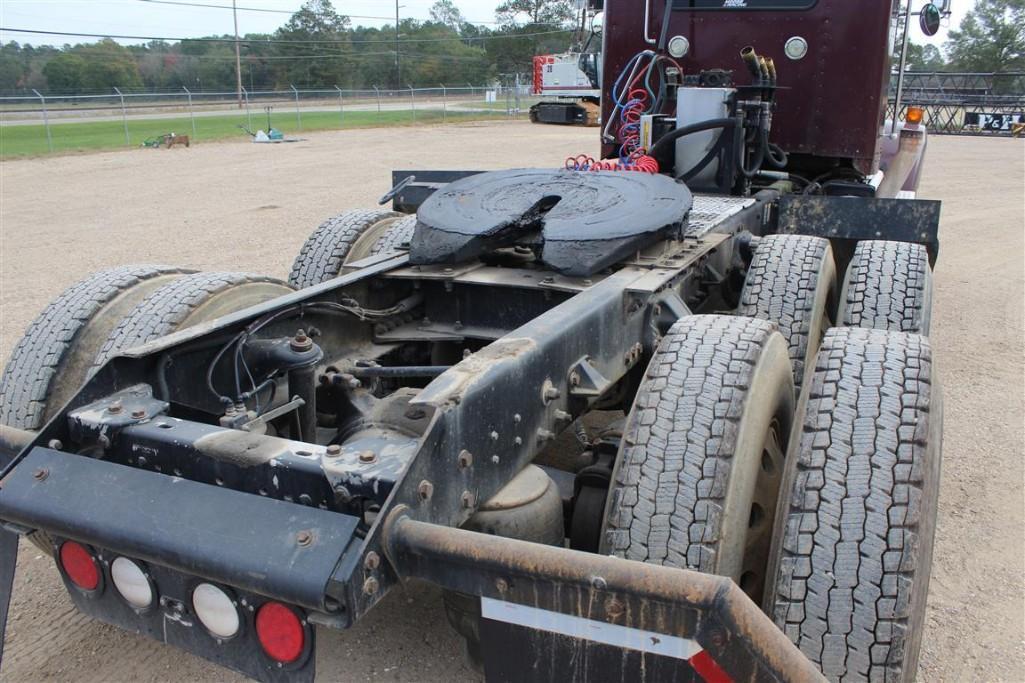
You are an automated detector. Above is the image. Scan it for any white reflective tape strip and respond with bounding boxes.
[480,597,703,661]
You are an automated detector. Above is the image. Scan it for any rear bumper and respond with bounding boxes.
[0,448,825,682]
[0,447,360,612]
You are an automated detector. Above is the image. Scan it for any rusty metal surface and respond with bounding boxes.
[410,169,693,276]
[385,515,825,682]
[601,0,896,170]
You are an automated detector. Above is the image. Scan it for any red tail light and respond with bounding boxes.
[255,602,304,663]
[59,541,100,591]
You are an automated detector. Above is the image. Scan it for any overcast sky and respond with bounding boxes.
[0,0,973,48]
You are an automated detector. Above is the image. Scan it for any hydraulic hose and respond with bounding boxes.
[648,117,739,170]
[740,128,769,178]
[767,142,788,168]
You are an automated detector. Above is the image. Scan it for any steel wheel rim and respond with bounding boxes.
[740,418,785,602]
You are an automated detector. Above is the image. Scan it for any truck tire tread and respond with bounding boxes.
[0,265,192,430]
[288,208,400,288]
[95,272,292,366]
[738,234,836,395]
[840,240,932,335]
[766,327,941,682]
[602,315,792,577]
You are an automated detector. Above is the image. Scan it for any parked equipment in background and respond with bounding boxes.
[529,3,602,127]
[529,52,602,126]
[0,2,953,682]
[141,133,189,149]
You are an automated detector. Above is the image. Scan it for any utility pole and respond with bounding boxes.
[394,0,401,89]
[233,0,243,108]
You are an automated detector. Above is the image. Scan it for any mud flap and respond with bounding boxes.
[0,447,362,682]
[384,516,825,682]
[479,598,731,682]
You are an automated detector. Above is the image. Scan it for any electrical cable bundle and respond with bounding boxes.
[565,47,682,174]
[564,154,659,173]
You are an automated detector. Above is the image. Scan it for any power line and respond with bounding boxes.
[133,0,546,26]
[0,26,572,46]
[153,50,488,62]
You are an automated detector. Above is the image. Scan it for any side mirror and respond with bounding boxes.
[920,3,942,36]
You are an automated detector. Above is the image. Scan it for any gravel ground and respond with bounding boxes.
[0,123,1022,682]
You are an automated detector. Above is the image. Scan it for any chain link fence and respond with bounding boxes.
[0,84,543,155]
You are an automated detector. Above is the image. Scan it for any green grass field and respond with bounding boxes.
[0,107,515,159]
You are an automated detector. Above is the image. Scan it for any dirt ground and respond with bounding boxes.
[0,122,1022,682]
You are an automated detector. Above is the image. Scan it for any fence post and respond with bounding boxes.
[441,84,447,123]
[182,85,197,138]
[409,85,415,123]
[242,86,252,131]
[31,88,53,153]
[113,87,130,146]
[290,84,302,130]
[335,85,344,126]
[373,85,381,113]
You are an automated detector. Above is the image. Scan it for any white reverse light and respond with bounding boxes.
[110,557,153,609]
[193,582,240,639]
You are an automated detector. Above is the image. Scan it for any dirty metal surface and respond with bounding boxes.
[778,195,941,263]
[686,195,757,236]
[339,268,660,617]
[0,447,360,611]
[385,517,826,683]
[410,169,693,277]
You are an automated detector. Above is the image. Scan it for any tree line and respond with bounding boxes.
[0,0,1021,95]
[0,0,581,94]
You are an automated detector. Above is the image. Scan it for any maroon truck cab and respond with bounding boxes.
[601,0,898,173]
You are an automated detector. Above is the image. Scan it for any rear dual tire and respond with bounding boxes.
[601,315,795,603]
[288,209,417,289]
[738,234,837,396]
[0,268,292,553]
[765,327,941,682]
[840,240,932,335]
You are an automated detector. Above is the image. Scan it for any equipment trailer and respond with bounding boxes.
[1,1,947,681]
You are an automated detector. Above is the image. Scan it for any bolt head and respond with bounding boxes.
[417,480,434,501]
[325,444,342,458]
[47,439,63,451]
[457,450,473,468]
[296,530,313,547]
[32,468,48,481]
[363,577,380,595]
[131,409,147,419]
[461,491,475,508]
[107,400,123,414]
[364,551,381,571]
[358,450,377,464]
[495,578,509,593]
